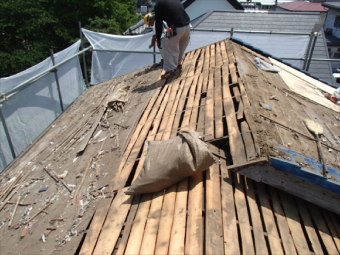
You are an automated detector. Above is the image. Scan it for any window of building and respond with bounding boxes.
[334,15,340,28]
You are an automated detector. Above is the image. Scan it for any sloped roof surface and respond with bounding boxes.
[323,2,340,10]
[277,2,328,12]
[192,10,335,85]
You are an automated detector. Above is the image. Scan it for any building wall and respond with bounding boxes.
[324,8,340,38]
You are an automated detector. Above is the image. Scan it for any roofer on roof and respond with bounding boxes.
[153,0,191,79]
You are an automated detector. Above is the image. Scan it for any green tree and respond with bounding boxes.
[0,0,141,78]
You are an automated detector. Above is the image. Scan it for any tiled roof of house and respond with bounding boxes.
[277,2,328,12]
[192,10,335,85]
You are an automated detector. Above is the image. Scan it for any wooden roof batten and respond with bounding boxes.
[79,39,340,255]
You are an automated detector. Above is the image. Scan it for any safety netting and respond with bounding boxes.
[82,28,230,85]
[0,41,86,172]
[83,28,310,85]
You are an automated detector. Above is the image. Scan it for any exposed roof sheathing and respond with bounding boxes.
[0,39,339,255]
[277,2,328,12]
[192,10,335,85]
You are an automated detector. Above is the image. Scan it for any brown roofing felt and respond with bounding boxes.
[278,1,328,12]
[0,39,339,255]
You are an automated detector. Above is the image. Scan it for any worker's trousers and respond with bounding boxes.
[160,25,190,72]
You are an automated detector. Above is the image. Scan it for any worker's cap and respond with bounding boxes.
[144,13,155,26]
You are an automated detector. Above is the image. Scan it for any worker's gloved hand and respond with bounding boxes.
[149,35,157,48]
[157,38,162,49]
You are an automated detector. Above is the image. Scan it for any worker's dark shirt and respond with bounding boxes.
[155,0,190,41]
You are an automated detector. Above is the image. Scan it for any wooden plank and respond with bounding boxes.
[115,195,141,255]
[204,69,215,140]
[307,202,340,255]
[245,178,268,255]
[185,74,205,254]
[170,76,194,138]
[234,174,255,255]
[92,188,133,255]
[139,191,164,254]
[155,79,183,141]
[123,193,152,255]
[238,79,260,157]
[195,48,205,75]
[220,40,229,65]
[189,74,204,129]
[216,42,223,67]
[321,208,340,252]
[257,183,284,255]
[203,46,210,75]
[233,86,244,120]
[214,67,224,138]
[79,197,114,255]
[154,185,177,254]
[240,121,257,161]
[229,63,238,84]
[205,163,224,255]
[220,163,240,255]
[210,44,216,68]
[294,197,324,255]
[185,173,204,255]
[269,187,297,255]
[169,179,189,254]
[221,65,247,165]
[278,191,311,254]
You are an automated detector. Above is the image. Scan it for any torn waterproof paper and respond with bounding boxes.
[125,130,215,195]
[255,57,281,73]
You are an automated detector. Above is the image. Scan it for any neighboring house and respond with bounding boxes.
[238,0,296,10]
[273,1,328,23]
[181,0,243,20]
[192,10,336,86]
[323,2,340,76]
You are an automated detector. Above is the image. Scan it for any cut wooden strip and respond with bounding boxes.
[278,191,310,254]
[226,40,236,63]
[169,179,189,254]
[269,187,297,255]
[79,197,114,255]
[210,44,216,68]
[234,174,255,255]
[170,76,194,137]
[124,193,152,255]
[115,195,141,255]
[245,178,268,255]
[238,79,260,156]
[216,42,223,67]
[221,65,247,165]
[237,100,244,120]
[189,74,204,130]
[155,79,183,141]
[294,197,324,255]
[205,163,224,255]
[229,63,238,84]
[214,67,224,138]
[155,185,177,254]
[257,183,284,255]
[92,188,133,255]
[220,162,240,255]
[185,173,204,255]
[321,208,340,252]
[204,69,215,140]
[307,202,339,255]
[139,191,164,254]
[203,46,211,74]
[195,48,205,75]
[241,121,257,161]
[220,40,229,65]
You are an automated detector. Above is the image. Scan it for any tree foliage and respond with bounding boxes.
[0,0,141,77]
